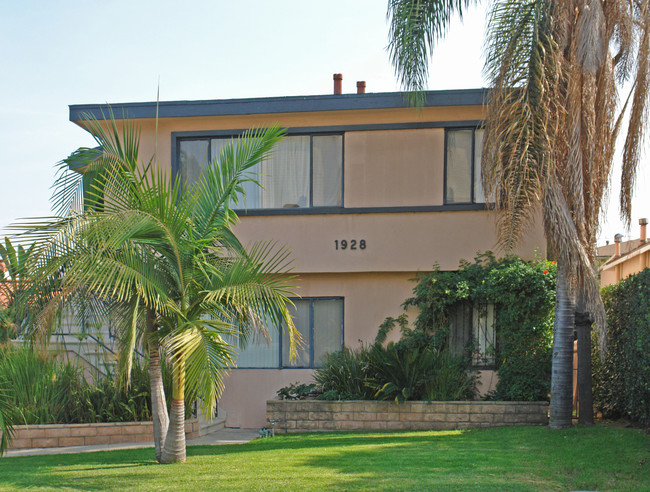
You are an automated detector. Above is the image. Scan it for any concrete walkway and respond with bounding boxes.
[4,427,260,457]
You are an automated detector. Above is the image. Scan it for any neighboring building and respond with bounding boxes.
[599,218,649,287]
[70,79,546,428]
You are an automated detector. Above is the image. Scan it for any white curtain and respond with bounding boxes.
[282,300,311,367]
[313,299,343,365]
[179,140,209,186]
[235,326,280,368]
[473,129,485,203]
[446,130,473,203]
[261,136,310,208]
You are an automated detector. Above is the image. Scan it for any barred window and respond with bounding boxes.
[448,301,496,367]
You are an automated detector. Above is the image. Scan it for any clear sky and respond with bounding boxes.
[1,1,647,245]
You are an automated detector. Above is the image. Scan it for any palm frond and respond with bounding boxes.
[387,0,480,102]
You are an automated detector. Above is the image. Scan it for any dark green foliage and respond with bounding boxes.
[594,269,650,426]
[405,252,555,401]
[313,347,374,400]
[311,318,477,403]
[0,345,173,424]
[276,383,319,401]
[366,342,477,403]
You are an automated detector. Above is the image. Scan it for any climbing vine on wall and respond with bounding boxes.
[403,252,556,401]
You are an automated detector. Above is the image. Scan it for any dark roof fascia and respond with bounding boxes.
[69,89,488,122]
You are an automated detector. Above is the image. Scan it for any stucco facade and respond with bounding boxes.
[71,89,546,429]
[599,219,650,286]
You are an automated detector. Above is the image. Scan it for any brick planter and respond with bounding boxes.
[267,400,548,433]
[6,418,199,450]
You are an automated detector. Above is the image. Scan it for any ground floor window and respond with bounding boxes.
[447,301,496,367]
[234,297,343,369]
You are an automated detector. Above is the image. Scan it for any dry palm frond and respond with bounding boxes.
[621,0,650,225]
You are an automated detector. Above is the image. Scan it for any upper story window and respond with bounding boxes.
[178,134,343,209]
[445,128,485,204]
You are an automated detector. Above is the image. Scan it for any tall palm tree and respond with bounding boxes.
[21,117,298,462]
[388,0,650,428]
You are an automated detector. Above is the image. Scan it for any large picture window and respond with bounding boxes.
[232,297,343,369]
[445,128,485,204]
[178,134,343,209]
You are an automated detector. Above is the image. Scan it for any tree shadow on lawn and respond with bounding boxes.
[1,426,647,491]
[0,448,159,491]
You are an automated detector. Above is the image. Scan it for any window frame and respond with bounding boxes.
[173,131,345,211]
[443,127,484,205]
[234,296,344,370]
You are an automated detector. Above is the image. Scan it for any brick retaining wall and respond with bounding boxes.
[266,400,548,433]
[6,418,199,450]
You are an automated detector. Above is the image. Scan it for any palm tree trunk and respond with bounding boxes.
[549,261,575,429]
[575,310,594,425]
[146,309,169,463]
[160,357,186,464]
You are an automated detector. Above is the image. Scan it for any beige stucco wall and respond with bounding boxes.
[600,248,650,287]
[233,211,545,274]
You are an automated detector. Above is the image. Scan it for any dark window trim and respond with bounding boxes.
[236,203,487,216]
[444,126,484,206]
[236,296,344,370]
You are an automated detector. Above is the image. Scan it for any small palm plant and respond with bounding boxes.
[18,115,298,463]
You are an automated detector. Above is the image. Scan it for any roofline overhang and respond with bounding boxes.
[599,241,650,271]
[69,88,488,122]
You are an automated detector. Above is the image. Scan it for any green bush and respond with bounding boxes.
[366,342,477,402]
[594,269,650,426]
[0,345,174,424]
[313,347,373,400]
[405,253,555,401]
[311,316,477,403]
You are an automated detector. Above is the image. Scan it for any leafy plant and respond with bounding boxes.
[313,347,373,401]
[366,342,476,403]
[276,382,319,401]
[594,269,650,426]
[405,252,555,401]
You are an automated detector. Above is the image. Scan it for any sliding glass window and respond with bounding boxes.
[178,134,343,209]
[445,128,485,204]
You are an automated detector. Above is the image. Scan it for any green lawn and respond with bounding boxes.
[1,425,648,491]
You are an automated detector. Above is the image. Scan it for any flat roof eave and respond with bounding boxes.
[69,88,488,122]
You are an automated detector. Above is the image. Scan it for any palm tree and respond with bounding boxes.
[21,117,298,462]
[388,0,650,428]
[0,238,36,342]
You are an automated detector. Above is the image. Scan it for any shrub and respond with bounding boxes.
[0,344,179,424]
[366,342,477,402]
[594,269,650,426]
[276,383,319,400]
[313,347,373,400]
[311,316,477,403]
[405,253,555,401]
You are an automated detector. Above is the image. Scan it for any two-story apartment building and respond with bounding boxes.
[70,84,545,428]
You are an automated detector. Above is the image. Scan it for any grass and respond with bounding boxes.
[0,425,648,491]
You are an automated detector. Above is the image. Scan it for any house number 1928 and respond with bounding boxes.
[334,239,366,250]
